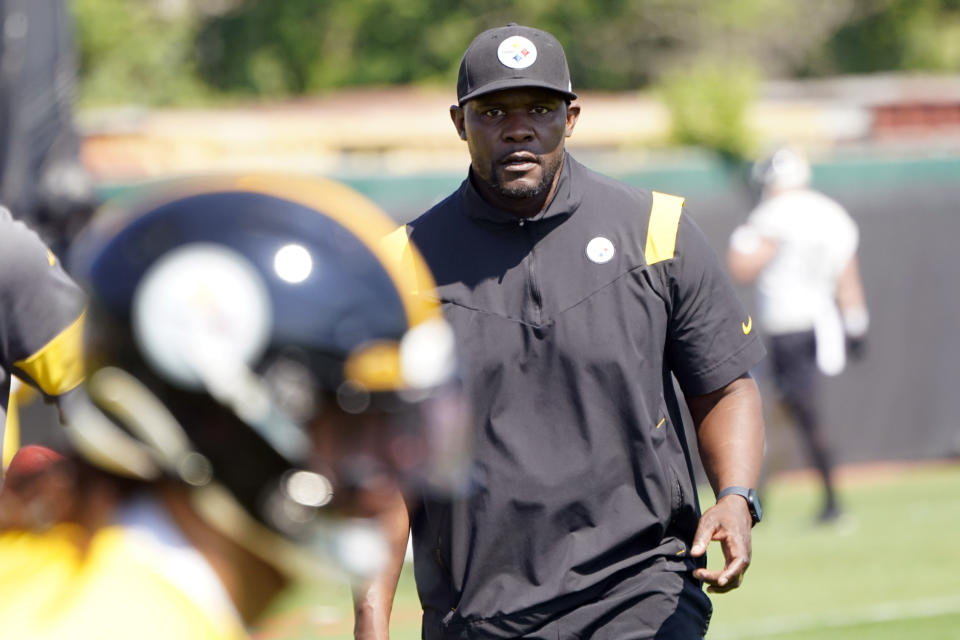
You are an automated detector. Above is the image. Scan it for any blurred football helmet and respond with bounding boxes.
[752,146,811,195]
[66,174,468,579]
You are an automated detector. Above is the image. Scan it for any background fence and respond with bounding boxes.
[22,152,960,475]
[331,151,960,473]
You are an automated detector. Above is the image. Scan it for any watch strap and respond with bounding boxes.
[717,486,761,525]
[717,486,751,501]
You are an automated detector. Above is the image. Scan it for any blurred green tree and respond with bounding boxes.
[658,60,759,163]
[72,0,209,106]
[69,0,960,144]
[805,0,960,74]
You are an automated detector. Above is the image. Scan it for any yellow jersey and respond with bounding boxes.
[0,522,247,640]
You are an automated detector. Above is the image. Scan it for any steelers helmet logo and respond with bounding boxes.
[497,35,538,69]
[133,243,272,389]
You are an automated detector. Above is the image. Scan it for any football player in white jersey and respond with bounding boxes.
[728,147,868,523]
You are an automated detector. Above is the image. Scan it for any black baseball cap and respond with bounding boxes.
[456,24,577,105]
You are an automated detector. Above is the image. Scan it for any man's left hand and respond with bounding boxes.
[689,495,753,593]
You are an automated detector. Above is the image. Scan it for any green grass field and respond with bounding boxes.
[254,463,960,639]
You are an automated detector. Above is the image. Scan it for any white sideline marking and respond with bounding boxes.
[708,595,960,639]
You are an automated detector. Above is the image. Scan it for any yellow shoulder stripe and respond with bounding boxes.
[381,225,409,252]
[644,191,686,265]
[12,311,86,396]
[381,225,417,292]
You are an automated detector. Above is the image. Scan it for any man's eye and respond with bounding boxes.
[483,108,505,118]
[531,106,550,115]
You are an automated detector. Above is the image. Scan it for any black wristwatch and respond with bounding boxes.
[717,486,763,526]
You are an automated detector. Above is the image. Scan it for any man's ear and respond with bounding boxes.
[450,106,467,140]
[565,103,581,138]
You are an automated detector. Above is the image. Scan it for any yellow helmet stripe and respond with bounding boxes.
[95,173,440,330]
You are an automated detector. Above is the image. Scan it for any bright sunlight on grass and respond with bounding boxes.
[254,463,960,640]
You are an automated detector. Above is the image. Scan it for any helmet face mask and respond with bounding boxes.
[66,175,470,579]
[306,379,471,513]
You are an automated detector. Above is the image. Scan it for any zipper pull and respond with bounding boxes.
[518,218,525,227]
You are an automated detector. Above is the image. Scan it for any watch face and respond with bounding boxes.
[748,489,763,524]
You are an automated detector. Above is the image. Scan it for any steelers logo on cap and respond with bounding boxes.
[497,35,538,69]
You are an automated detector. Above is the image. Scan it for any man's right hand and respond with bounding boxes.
[690,495,753,593]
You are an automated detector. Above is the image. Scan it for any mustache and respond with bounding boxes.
[498,151,540,165]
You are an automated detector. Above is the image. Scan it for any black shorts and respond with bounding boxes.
[768,330,820,408]
[422,562,712,640]
[557,568,712,640]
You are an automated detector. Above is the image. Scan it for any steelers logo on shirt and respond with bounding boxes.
[585,236,615,264]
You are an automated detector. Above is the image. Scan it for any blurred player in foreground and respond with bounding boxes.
[0,0,97,257]
[0,205,85,478]
[0,175,469,639]
[728,147,868,522]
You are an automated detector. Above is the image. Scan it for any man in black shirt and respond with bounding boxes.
[356,24,766,640]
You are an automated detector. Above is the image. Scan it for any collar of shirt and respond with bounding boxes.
[461,152,583,225]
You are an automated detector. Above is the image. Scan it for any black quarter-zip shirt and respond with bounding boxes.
[403,154,765,639]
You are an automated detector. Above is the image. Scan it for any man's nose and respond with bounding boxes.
[502,113,535,142]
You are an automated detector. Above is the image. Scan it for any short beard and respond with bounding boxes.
[490,155,562,201]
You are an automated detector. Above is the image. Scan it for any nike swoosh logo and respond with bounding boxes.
[742,316,753,335]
